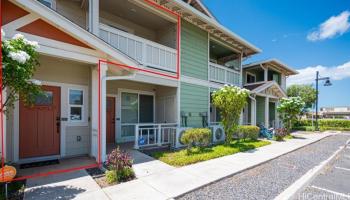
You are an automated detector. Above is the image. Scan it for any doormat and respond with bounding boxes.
[20,159,59,169]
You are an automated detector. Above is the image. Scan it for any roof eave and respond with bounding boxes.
[171,0,261,55]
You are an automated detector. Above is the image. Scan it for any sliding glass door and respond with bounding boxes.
[120,92,154,141]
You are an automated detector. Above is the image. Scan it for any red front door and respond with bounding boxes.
[19,85,61,159]
[106,97,116,143]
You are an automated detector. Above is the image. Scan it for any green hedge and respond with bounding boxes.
[295,119,350,128]
[293,126,350,132]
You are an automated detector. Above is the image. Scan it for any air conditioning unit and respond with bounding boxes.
[170,127,190,149]
[210,125,225,143]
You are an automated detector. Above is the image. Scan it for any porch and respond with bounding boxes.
[243,81,287,128]
[104,80,179,150]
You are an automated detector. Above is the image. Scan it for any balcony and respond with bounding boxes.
[209,62,241,85]
[99,23,177,72]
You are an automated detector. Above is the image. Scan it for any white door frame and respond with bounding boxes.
[13,81,89,163]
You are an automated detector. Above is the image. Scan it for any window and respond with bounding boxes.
[120,92,154,137]
[37,0,55,9]
[246,73,256,84]
[34,91,53,105]
[69,89,84,122]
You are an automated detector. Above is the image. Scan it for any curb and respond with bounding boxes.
[174,133,334,199]
[274,138,350,200]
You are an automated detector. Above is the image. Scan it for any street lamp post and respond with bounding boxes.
[315,71,332,131]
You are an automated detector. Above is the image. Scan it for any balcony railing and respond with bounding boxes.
[99,23,177,72]
[134,123,177,149]
[209,62,241,85]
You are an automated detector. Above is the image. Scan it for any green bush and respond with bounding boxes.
[181,128,211,152]
[117,166,135,182]
[105,170,117,184]
[295,119,350,128]
[237,125,259,140]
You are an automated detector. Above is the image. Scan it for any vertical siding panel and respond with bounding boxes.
[181,20,208,80]
[180,82,209,127]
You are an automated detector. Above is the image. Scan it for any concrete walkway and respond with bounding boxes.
[102,132,333,200]
[24,132,333,200]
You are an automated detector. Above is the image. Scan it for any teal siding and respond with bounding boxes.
[256,96,265,126]
[181,20,208,80]
[181,82,209,127]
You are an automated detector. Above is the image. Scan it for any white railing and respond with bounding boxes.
[134,123,177,149]
[209,62,241,85]
[99,23,177,72]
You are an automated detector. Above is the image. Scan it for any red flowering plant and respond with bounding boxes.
[105,147,135,183]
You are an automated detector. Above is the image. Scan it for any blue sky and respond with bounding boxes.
[202,0,350,108]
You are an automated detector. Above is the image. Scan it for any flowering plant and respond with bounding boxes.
[277,97,305,131]
[211,85,249,143]
[1,30,41,113]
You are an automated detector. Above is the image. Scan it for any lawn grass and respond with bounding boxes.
[151,139,271,166]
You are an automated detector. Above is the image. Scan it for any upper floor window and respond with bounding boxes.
[246,73,256,84]
[38,0,56,9]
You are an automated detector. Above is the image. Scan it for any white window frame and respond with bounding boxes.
[38,0,56,10]
[68,88,85,123]
[246,72,256,84]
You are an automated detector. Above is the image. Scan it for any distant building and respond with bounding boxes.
[320,107,350,119]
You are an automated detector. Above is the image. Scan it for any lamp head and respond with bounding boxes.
[324,79,332,86]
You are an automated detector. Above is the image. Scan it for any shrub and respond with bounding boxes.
[237,125,259,140]
[105,147,135,183]
[275,128,288,141]
[117,167,135,182]
[211,86,249,143]
[105,170,117,184]
[181,128,211,153]
[295,119,350,128]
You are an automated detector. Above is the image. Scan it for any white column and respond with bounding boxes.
[90,63,107,163]
[91,67,99,161]
[89,0,99,35]
[100,63,108,162]
[265,97,269,127]
[264,68,268,82]
[251,98,256,126]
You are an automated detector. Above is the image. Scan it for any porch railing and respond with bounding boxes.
[99,23,177,72]
[134,123,177,149]
[209,62,241,86]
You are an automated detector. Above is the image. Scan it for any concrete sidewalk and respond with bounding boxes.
[23,132,333,200]
[102,132,334,200]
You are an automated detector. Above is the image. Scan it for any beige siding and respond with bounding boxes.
[65,126,90,156]
[156,86,177,123]
[100,11,157,42]
[56,0,87,29]
[34,56,90,86]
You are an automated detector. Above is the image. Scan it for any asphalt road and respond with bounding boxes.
[177,134,350,200]
[295,144,350,200]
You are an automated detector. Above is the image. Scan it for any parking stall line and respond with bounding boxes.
[334,166,350,172]
[311,185,350,198]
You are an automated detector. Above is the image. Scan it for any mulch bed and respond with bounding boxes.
[86,167,136,188]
